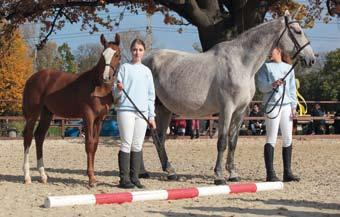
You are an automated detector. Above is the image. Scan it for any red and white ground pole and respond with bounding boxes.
[44,182,283,208]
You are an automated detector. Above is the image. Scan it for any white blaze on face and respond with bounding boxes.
[102,47,116,80]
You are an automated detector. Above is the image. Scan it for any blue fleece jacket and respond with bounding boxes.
[256,61,297,108]
[113,62,156,120]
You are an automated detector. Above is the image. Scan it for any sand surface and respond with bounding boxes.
[0,137,339,217]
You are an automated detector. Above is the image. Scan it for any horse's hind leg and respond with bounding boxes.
[154,102,177,180]
[34,107,53,183]
[23,117,38,184]
[226,110,246,182]
[214,108,233,185]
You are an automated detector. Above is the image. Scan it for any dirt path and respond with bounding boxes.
[0,137,339,217]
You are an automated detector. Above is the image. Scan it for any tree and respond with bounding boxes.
[319,49,340,100]
[57,43,77,73]
[75,43,102,72]
[298,49,340,102]
[0,1,333,51]
[0,29,33,115]
[36,41,62,71]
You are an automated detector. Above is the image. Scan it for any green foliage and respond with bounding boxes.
[57,43,77,73]
[75,43,102,72]
[37,42,77,73]
[36,41,61,71]
[298,48,340,110]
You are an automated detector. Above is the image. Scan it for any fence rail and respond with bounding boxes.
[1,100,339,139]
[0,114,339,139]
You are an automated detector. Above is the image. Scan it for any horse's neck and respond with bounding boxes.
[80,64,100,81]
[236,19,285,77]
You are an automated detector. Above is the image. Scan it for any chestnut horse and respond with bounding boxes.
[22,34,121,187]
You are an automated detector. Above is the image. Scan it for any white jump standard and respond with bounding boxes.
[44,182,284,208]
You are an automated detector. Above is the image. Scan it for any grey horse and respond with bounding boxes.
[142,11,315,184]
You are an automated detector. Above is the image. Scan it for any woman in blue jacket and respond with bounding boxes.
[114,39,156,188]
[256,47,300,182]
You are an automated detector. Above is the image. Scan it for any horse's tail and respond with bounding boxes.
[22,74,34,119]
[22,71,46,119]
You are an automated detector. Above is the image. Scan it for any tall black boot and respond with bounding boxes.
[139,151,150,179]
[264,143,280,182]
[130,151,145,188]
[282,145,300,182]
[195,129,200,138]
[118,151,135,189]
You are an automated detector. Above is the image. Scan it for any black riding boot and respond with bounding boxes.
[139,151,151,179]
[264,143,280,182]
[195,129,200,138]
[130,151,145,188]
[118,151,135,189]
[282,145,300,182]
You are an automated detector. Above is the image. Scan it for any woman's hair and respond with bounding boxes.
[130,38,146,50]
[281,50,292,64]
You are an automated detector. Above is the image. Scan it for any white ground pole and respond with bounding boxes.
[44,182,284,208]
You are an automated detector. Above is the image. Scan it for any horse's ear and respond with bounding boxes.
[292,5,302,20]
[284,10,291,17]
[100,34,108,48]
[114,33,120,46]
[92,85,112,97]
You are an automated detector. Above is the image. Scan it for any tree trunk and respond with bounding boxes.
[161,0,268,51]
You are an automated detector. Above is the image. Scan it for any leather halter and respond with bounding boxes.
[276,17,311,59]
[264,17,311,119]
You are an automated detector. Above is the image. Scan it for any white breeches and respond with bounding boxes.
[265,105,293,148]
[117,110,148,153]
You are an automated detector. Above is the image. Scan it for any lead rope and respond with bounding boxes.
[120,88,163,154]
[264,61,298,119]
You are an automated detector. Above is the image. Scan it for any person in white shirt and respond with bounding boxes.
[113,38,156,188]
[256,47,300,182]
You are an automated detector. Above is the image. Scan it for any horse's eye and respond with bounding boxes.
[291,26,302,35]
[294,29,302,35]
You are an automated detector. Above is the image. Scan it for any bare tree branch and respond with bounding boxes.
[37,8,64,50]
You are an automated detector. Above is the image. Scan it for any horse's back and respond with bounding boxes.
[22,69,79,117]
[143,49,221,116]
[144,49,197,72]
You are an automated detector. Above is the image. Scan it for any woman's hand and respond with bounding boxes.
[291,107,297,119]
[272,79,284,89]
[117,81,123,91]
[149,119,157,129]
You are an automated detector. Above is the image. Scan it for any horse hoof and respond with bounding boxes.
[214,179,226,185]
[24,177,32,184]
[89,182,97,188]
[39,178,48,184]
[167,174,178,181]
[139,172,151,179]
[228,177,241,182]
[39,175,48,184]
[24,180,32,184]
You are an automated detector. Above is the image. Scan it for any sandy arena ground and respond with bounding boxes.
[0,137,339,217]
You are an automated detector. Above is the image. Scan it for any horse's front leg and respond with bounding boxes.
[84,116,96,187]
[226,112,245,182]
[214,110,232,185]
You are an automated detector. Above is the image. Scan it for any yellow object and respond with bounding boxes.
[295,79,307,116]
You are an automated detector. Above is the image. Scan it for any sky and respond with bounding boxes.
[39,3,340,55]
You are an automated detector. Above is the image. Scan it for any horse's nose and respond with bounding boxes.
[309,56,316,66]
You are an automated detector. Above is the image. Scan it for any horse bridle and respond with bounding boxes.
[103,47,120,84]
[264,17,311,119]
[276,16,311,59]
